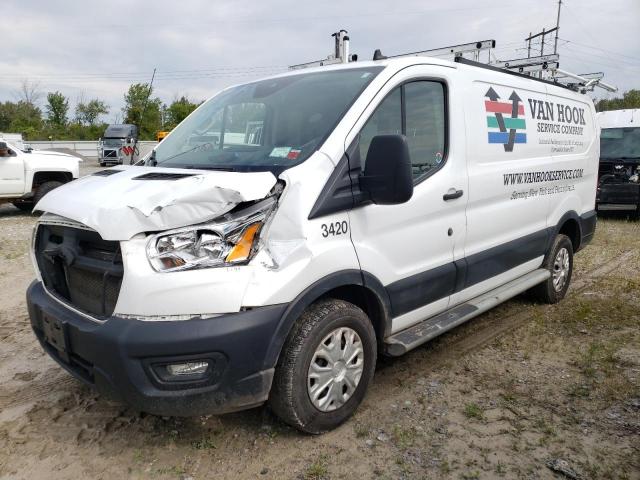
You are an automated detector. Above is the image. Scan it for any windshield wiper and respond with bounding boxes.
[185,165,237,172]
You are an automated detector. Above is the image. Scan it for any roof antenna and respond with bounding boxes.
[373,49,387,61]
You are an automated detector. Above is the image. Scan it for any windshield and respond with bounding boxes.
[152,67,383,173]
[104,124,136,138]
[600,127,640,160]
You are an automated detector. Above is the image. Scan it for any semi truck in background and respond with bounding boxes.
[97,124,139,166]
[596,109,640,218]
[0,133,32,152]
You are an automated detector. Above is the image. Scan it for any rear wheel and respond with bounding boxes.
[530,234,573,304]
[269,299,377,434]
[33,181,63,207]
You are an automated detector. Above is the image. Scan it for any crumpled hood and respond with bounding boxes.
[35,166,277,240]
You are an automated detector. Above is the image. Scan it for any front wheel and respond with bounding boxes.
[530,234,574,304]
[33,181,63,207]
[11,200,34,213]
[269,299,377,434]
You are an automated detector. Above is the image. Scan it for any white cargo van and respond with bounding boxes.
[27,56,598,433]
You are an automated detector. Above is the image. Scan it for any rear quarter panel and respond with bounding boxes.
[543,86,598,225]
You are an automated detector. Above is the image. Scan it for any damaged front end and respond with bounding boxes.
[147,191,281,273]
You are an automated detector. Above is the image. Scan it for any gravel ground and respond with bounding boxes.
[0,172,638,479]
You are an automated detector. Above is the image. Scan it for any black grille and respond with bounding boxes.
[35,224,123,319]
[104,149,118,158]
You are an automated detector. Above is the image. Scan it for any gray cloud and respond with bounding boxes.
[2,0,638,122]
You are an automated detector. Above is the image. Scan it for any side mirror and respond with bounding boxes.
[360,134,413,205]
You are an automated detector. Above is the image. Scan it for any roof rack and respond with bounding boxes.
[381,40,496,62]
[289,30,356,70]
[288,31,617,93]
[454,57,575,90]
[491,54,559,75]
[289,33,495,70]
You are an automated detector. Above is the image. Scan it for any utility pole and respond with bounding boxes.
[554,0,562,54]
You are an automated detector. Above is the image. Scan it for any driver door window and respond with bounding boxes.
[359,81,446,181]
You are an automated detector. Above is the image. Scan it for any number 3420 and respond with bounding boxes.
[321,221,348,238]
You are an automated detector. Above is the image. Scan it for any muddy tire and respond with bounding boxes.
[269,299,377,434]
[530,234,574,304]
[33,181,63,207]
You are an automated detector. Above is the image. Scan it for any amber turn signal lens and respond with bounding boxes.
[225,223,261,263]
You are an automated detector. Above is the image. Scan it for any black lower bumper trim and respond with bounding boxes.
[27,281,287,416]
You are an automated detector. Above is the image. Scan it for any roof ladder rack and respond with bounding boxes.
[289,30,356,70]
[383,39,496,62]
[491,54,559,75]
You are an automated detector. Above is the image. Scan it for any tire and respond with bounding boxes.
[529,234,574,304]
[33,181,63,206]
[99,162,106,167]
[11,201,34,213]
[269,299,377,434]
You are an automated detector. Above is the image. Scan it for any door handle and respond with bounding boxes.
[443,189,464,201]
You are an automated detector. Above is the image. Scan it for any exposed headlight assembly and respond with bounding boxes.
[147,197,275,272]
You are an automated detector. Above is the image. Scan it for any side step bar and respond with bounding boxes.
[384,268,550,356]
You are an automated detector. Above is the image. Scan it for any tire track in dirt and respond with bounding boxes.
[375,248,637,383]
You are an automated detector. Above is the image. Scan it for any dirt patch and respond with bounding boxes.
[0,214,638,479]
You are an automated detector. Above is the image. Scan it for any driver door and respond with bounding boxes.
[348,67,468,334]
[0,147,25,196]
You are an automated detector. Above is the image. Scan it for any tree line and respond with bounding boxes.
[594,89,640,112]
[2,79,637,142]
[0,80,201,141]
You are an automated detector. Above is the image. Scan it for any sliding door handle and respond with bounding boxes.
[443,189,464,201]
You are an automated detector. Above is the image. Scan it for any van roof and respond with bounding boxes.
[598,109,640,129]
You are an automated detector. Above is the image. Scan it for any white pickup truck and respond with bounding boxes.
[0,140,80,212]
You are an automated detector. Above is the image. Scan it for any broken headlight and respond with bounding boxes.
[146,198,274,272]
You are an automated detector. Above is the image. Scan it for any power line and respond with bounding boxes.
[558,38,640,64]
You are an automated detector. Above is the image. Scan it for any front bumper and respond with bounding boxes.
[27,281,288,416]
[596,183,640,211]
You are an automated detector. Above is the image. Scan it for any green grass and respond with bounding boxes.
[463,403,485,420]
[304,455,329,480]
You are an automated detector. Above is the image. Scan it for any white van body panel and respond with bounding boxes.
[345,64,468,333]
[242,151,360,307]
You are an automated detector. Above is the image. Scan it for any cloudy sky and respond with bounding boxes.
[2,0,638,123]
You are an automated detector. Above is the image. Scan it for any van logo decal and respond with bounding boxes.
[485,87,527,152]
